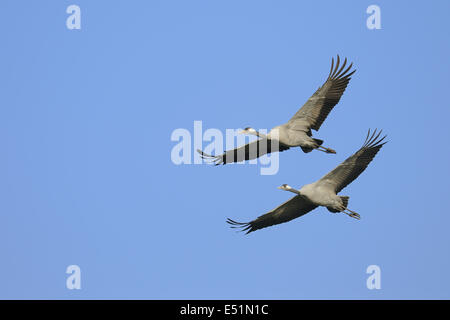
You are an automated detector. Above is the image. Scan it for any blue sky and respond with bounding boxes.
[1,1,449,299]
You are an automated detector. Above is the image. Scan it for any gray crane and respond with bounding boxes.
[198,55,356,165]
[227,129,387,234]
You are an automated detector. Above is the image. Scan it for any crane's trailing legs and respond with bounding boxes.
[343,209,360,220]
[316,145,336,154]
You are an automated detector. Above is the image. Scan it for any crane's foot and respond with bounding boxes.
[349,212,360,219]
[317,146,336,154]
[343,209,360,220]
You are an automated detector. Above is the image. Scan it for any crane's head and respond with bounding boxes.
[239,127,258,135]
[277,184,293,191]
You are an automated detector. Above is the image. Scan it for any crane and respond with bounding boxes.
[227,129,387,234]
[198,55,356,165]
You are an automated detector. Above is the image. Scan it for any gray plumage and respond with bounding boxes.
[198,55,356,165]
[227,129,387,234]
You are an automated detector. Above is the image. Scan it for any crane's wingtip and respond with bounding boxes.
[196,149,210,157]
[226,218,253,234]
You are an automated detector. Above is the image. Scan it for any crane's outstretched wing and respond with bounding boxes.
[227,195,317,234]
[288,55,356,131]
[197,139,289,165]
[317,129,387,193]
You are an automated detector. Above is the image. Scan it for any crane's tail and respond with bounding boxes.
[340,196,349,208]
[300,146,314,153]
[301,138,324,153]
[327,196,350,213]
[313,138,324,146]
[328,196,360,220]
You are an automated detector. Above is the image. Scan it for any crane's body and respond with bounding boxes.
[267,121,326,153]
[297,183,343,210]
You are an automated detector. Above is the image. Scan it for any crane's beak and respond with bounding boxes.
[238,130,246,135]
[277,186,283,189]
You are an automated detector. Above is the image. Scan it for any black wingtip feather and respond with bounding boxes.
[363,129,388,149]
[327,55,356,80]
[226,218,253,234]
[197,148,225,165]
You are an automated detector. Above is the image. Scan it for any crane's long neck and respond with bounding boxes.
[286,188,301,195]
[253,130,268,139]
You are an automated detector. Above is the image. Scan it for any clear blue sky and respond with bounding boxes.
[1,1,449,299]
